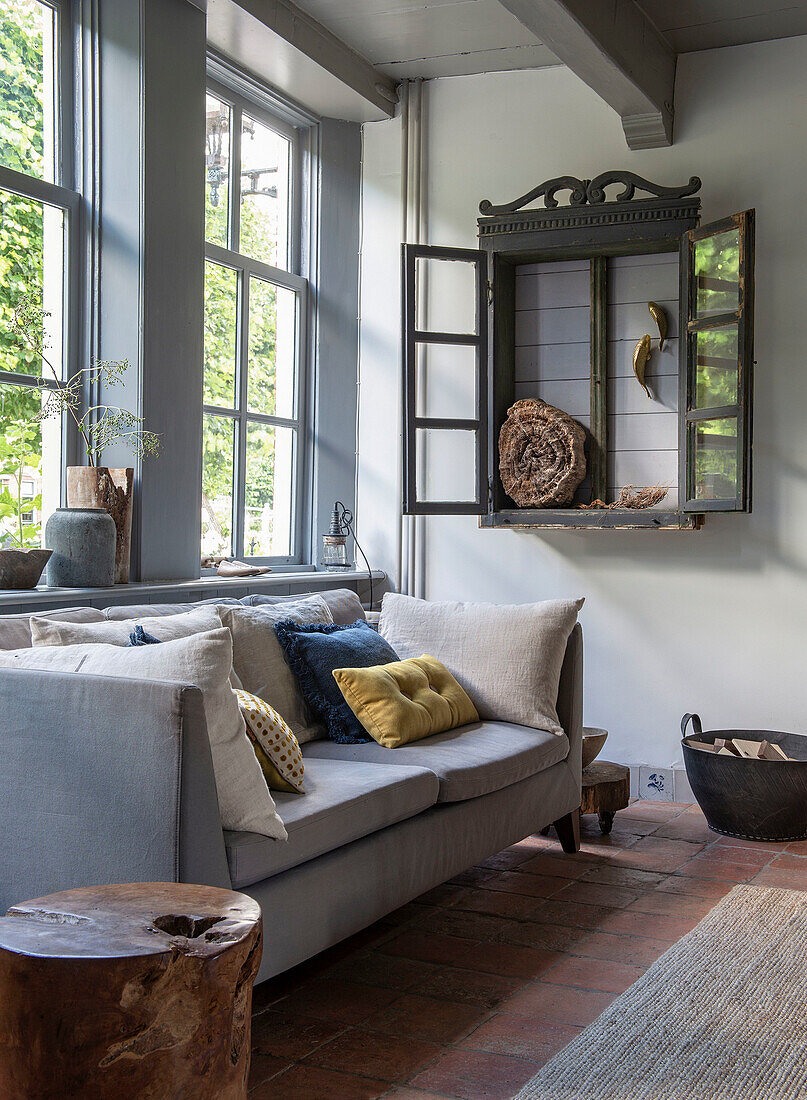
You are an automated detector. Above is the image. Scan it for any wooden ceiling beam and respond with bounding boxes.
[496,0,676,149]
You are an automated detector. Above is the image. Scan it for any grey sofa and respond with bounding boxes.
[0,589,582,984]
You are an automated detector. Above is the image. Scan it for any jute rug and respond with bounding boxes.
[515,885,807,1100]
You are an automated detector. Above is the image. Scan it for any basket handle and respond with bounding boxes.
[681,713,703,737]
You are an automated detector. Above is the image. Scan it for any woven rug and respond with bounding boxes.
[515,885,807,1100]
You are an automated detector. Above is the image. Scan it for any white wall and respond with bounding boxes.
[358,37,807,771]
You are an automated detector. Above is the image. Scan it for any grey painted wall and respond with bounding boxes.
[358,36,807,771]
[310,118,361,565]
[92,5,361,581]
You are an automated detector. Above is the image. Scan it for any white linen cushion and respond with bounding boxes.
[378,593,584,736]
[30,605,223,647]
[0,628,286,838]
[217,596,333,744]
[0,607,105,651]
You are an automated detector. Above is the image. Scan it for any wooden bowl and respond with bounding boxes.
[582,727,608,769]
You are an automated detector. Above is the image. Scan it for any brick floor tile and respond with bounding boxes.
[529,899,617,931]
[655,876,734,899]
[252,1064,390,1099]
[577,865,665,889]
[541,955,644,994]
[460,1012,581,1062]
[324,952,444,992]
[569,931,671,967]
[454,887,544,920]
[409,1048,540,1100]
[626,892,718,920]
[596,909,698,940]
[370,994,491,1045]
[249,1053,291,1091]
[449,868,496,888]
[496,919,592,953]
[304,1027,440,1082]
[673,858,760,883]
[381,932,474,966]
[411,908,515,943]
[517,853,593,879]
[750,867,807,890]
[480,871,570,899]
[274,979,398,1025]
[382,1089,456,1099]
[411,966,525,1009]
[554,881,643,909]
[413,884,470,908]
[252,1010,344,1061]
[454,941,564,979]
[499,981,614,1027]
[649,816,720,844]
[478,848,539,871]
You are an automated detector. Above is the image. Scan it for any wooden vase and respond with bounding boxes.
[66,467,134,584]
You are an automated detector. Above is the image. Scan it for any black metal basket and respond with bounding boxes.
[682,713,807,842]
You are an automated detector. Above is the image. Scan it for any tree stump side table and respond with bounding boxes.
[581,760,631,834]
[0,883,262,1100]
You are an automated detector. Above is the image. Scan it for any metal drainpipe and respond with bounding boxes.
[396,81,410,596]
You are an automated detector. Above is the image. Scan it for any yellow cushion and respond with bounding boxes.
[234,689,305,793]
[332,654,479,749]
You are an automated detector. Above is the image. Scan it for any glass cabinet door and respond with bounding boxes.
[401,244,489,514]
[680,210,755,511]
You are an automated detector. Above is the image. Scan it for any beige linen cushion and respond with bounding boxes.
[0,607,105,651]
[217,596,333,744]
[0,628,286,839]
[30,605,223,647]
[378,593,584,735]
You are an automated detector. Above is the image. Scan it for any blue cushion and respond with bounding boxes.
[274,619,400,744]
[125,625,162,647]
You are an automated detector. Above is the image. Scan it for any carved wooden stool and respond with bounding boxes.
[0,883,262,1100]
[581,760,631,833]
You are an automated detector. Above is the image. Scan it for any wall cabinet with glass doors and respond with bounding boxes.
[401,172,755,530]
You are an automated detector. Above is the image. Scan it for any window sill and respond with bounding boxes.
[0,568,386,612]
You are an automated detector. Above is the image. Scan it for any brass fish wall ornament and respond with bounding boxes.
[648,301,667,351]
[633,334,653,398]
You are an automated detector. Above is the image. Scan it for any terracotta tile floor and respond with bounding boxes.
[248,801,807,1098]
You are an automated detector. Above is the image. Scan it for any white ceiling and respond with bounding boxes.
[290,0,560,79]
[290,0,807,80]
[637,1,807,53]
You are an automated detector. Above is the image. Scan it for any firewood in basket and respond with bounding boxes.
[758,740,790,761]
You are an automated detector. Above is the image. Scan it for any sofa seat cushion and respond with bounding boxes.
[224,757,440,888]
[304,722,569,803]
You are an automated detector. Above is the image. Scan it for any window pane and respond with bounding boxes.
[239,115,290,268]
[695,228,740,318]
[415,257,477,335]
[0,0,58,182]
[0,382,60,550]
[204,94,231,246]
[692,417,738,501]
[416,342,477,420]
[244,422,293,557]
[415,428,477,503]
[0,188,65,378]
[695,327,738,409]
[201,414,235,557]
[248,277,297,418]
[204,261,238,407]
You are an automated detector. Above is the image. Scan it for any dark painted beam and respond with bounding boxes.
[497,0,676,149]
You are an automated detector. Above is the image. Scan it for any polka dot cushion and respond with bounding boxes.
[235,689,305,794]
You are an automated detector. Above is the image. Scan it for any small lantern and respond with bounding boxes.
[321,502,354,572]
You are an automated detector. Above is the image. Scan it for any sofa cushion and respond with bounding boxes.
[103,598,241,619]
[219,597,333,744]
[0,607,105,651]
[224,756,439,887]
[274,619,400,744]
[31,605,223,646]
[304,721,569,803]
[333,655,479,748]
[379,593,583,736]
[247,588,365,626]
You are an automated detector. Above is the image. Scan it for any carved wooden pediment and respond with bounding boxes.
[479,171,702,216]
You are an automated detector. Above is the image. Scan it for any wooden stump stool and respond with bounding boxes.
[0,883,262,1100]
[581,760,631,834]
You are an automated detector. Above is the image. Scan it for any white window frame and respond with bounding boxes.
[203,74,310,565]
[0,0,82,495]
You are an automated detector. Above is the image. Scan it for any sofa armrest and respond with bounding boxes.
[556,623,583,786]
[0,668,230,913]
